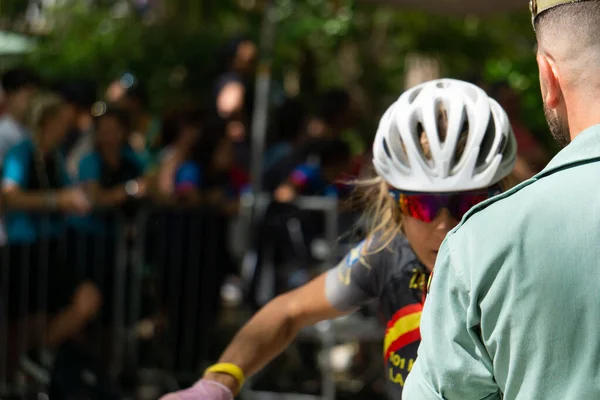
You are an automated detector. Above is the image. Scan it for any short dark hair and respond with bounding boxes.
[273,98,307,142]
[318,89,351,125]
[221,35,254,70]
[1,67,41,94]
[53,79,97,109]
[535,1,600,39]
[319,138,351,168]
[94,106,132,133]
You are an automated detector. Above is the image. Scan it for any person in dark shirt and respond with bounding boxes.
[53,79,97,158]
[214,37,258,170]
[214,37,257,123]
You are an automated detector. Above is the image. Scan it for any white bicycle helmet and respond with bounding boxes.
[372,79,517,193]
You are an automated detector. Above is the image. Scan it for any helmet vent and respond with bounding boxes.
[416,122,432,163]
[387,122,409,166]
[407,88,422,104]
[451,112,470,170]
[476,118,496,169]
[498,135,508,157]
[436,101,448,143]
[383,138,392,158]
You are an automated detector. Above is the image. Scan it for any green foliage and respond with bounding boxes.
[13,0,551,150]
[22,1,256,110]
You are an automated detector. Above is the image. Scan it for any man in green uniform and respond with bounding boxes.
[404,1,600,399]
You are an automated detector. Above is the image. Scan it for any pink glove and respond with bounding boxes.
[160,379,234,400]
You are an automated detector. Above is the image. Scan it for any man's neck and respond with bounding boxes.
[567,96,600,141]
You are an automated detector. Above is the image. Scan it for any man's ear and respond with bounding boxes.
[537,53,561,109]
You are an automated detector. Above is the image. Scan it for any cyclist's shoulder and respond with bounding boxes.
[358,233,419,273]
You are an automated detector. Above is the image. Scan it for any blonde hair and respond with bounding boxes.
[355,175,404,257]
[28,93,66,133]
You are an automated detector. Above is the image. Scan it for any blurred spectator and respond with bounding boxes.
[53,79,98,179]
[307,89,351,138]
[261,95,359,193]
[492,82,551,181]
[263,98,308,172]
[213,37,259,173]
[67,107,146,354]
[117,83,162,167]
[172,119,249,213]
[214,36,257,125]
[1,94,99,380]
[308,89,365,159]
[76,106,147,222]
[148,121,244,370]
[156,108,204,199]
[0,67,41,165]
[274,138,352,202]
[53,79,97,154]
[0,68,41,246]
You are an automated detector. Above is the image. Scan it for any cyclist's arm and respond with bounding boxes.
[205,273,347,391]
[206,238,385,393]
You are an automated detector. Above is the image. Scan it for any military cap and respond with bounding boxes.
[531,0,596,23]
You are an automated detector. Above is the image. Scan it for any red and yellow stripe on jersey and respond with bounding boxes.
[383,303,423,360]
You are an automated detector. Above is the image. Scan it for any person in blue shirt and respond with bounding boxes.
[116,83,161,168]
[155,109,204,202]
[70,106,146,332]
[75,106,147,229]
[1,94,100,381]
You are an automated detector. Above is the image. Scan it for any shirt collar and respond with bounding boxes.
[537,124,600,178]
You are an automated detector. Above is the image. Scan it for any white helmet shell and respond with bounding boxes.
[372,79,517,193]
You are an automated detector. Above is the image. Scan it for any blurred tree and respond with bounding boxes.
[11,0,550,151]
[264,2,547,147]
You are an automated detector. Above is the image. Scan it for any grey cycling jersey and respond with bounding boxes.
[325,233,428,399]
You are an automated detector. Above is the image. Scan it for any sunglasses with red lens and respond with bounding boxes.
[388,186,502,223]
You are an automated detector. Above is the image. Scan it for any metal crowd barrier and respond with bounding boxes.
[0,205,231,398]
[0,211,129,398]
[128,205,232,384]
[239,193,342,307]
[0,197,374,400]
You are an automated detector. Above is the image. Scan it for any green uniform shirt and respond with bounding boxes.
[404,125,600,400]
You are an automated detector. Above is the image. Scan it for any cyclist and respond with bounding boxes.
[160,79,517,400]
